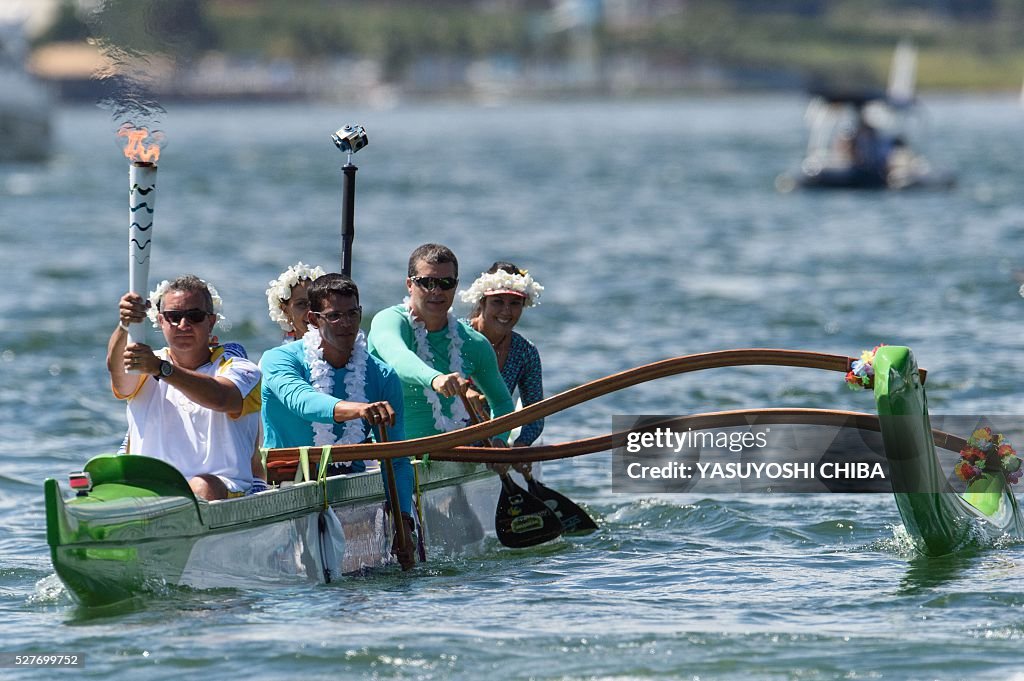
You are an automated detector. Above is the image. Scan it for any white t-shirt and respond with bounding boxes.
[117,346,262,487]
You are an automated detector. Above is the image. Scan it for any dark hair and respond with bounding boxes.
[487,261,519,275]
[307,273,360,312]
[408,243,458,278]
[159,274,214,312]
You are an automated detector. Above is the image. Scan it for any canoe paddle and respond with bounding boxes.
[378,424,415,570]
[519,466,598,535]
[506,397,598,534]
[459,394,563,548]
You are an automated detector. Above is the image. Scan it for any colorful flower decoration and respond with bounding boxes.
[955,427,1023,485]
[845,344,884,390]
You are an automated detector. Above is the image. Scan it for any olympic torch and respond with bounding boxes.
[119,124,162,353]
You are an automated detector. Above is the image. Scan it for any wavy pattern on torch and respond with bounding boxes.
[130,185,155,195]
[130,202,155,214]
[129,222,153,231]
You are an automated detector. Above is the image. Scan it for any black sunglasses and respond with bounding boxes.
[161,308,211,325]
[410,276,458,291]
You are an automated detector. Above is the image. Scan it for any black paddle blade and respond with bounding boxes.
[527,478,599,535]
[495,474,563,548]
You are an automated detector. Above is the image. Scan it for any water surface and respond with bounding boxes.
[2,95,1023,679]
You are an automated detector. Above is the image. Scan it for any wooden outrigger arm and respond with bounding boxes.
[265,349,929,471]
[431,407,966,464]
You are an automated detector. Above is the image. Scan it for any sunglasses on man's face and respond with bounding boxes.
[161,308,211,325]
[311,308,362,324]
[410,276,458,291]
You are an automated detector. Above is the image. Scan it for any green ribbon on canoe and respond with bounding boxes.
[317,445,332,510]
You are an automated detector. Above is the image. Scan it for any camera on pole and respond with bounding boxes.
[332,125,367,277]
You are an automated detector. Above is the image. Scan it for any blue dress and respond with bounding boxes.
[501,331,544,446]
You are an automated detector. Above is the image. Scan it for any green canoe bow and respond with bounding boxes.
[873,345,1024,555]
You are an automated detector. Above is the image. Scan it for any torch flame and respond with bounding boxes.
[118,124,161,164]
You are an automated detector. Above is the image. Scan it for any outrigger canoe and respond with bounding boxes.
[45,347,1023,606]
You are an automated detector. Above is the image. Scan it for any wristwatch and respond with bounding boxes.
[155,360,174,380]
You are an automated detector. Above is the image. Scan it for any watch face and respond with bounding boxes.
[160,361,173,377]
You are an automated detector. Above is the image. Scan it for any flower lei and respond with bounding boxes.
[147,278,226,329]
[458,268,544,307]
[405,302,470,432]
[845,344,884,390]
[266,262,326,332]
[302,327,369,446]
[955,427,1023,486]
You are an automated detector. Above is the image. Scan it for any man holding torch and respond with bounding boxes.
[107,275,262,501]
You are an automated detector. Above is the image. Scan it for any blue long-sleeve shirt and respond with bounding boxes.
[259,338,413,514]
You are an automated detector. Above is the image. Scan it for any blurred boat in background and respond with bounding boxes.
[777,40,955,192]
[0,20,51,162]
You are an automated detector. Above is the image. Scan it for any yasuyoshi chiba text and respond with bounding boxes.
[625,460,886,481]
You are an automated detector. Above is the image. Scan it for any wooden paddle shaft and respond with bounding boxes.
[378,424,411,560]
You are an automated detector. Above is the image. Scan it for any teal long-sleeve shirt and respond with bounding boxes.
[367,304,514,440]
[259,337,413,514]
[259,338,405,447]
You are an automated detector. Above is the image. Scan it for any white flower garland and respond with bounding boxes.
[267,262,326,332]
[458,268,544,307]
[302,327,369,446]
[405,302,470,432]
[147,278,226,328]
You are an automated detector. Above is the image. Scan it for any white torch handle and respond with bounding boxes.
[128,162,157,353]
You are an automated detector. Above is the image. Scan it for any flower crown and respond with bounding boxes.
[458,269,544,307]
[955,427,1023,486]
[266,262,326,332]
[147,278,226,329]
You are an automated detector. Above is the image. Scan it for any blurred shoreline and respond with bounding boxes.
[25,45,1023,107]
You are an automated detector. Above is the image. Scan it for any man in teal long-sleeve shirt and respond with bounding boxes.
[260,273,413,566]
[367,243,514,441]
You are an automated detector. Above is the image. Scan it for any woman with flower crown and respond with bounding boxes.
[367,243,515,442]
[266,262,327,342]
[460,261,545,446]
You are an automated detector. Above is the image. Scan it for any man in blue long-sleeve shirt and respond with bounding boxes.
[260,273,413,567]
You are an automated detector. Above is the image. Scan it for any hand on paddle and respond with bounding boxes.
[430,372,464,399]
[463,384,489,419]
[333,400,396,427]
